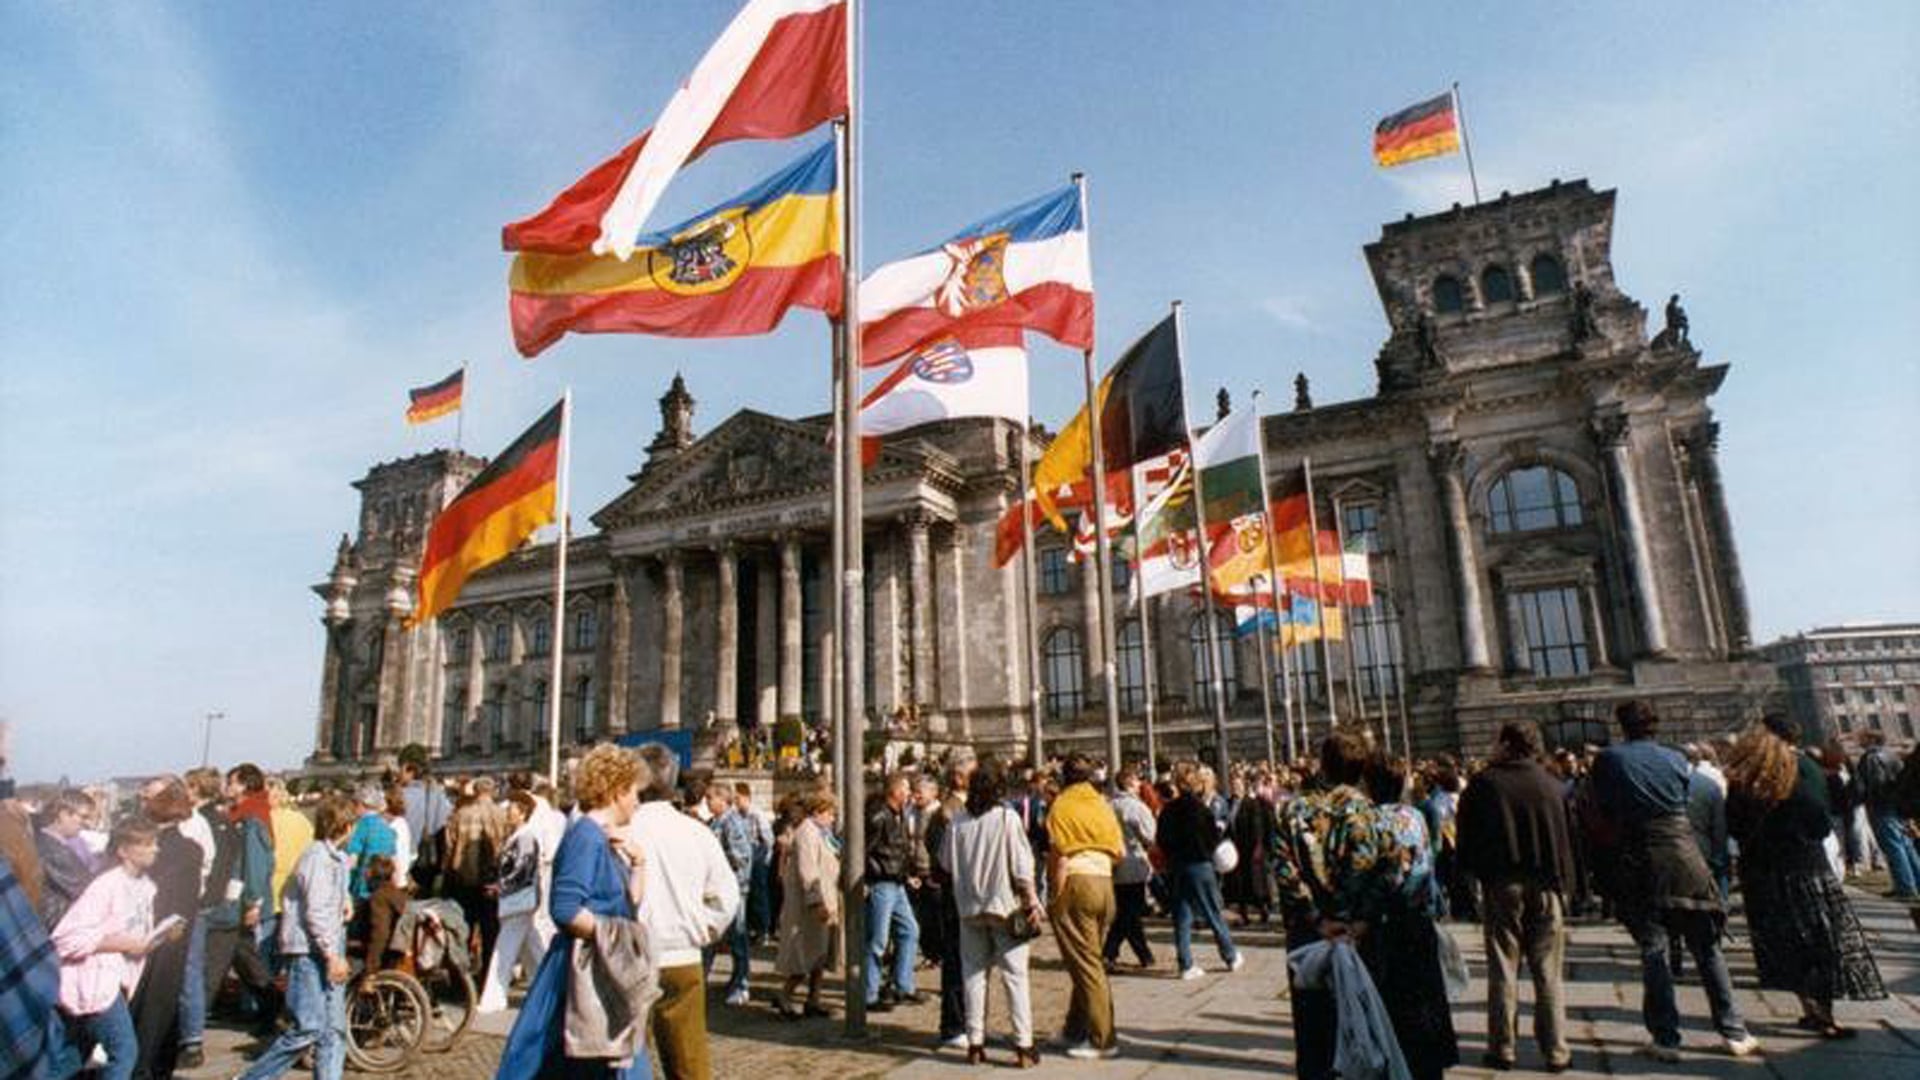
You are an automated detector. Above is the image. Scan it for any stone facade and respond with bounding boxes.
[1760,623,1920,748]
[311,179,1780,773]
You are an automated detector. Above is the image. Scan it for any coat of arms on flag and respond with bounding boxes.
[935,234,1011,316]
[911,340,974,383]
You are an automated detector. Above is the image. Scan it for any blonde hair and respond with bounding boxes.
[268,777,295,809]
[1172,760,1206,796]
[1724,722,1798,807]
[574,744,648,811]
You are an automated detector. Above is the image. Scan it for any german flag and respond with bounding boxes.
[1374,91,1460,168]
[411,401,562,626]
[406,369,464,425]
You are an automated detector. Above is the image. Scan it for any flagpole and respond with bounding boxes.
[1451,81,1482,206]
[1382,564,1413,761]
[1072,173,1123,773]
[455,360,468,454]
[1302,457,1339,729]
[1136,582,1161,777]
[1331,496,1365,732]
[833,0,868,1035]
[1251,575,1277,766]
[1017,422,1045,762]
[1373,575,1395,754]
[1250,390,1297,763]
[1172,302,1233,779]
[544,389,572,789]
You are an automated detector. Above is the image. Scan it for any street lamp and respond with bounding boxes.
[202,711,225,768]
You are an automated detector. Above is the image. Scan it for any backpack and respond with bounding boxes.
[1856,749,1900,809]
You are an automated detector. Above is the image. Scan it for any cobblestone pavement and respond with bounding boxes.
[183,883,1919,1079]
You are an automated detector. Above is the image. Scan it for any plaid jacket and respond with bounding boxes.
[0,853,78,1080]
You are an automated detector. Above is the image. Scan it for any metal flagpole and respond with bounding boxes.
[1331,497,1366,732]
[545,389,572,789]
[1250,388,1297,762]
[1251,574,1277,765]
[833,0,868,1033]
[1301,457,1339,728]
[1382,563,1414,760]
[1018,424,1045,762]
[1451,81,1482,206]
[1072,173,1123,772]
[455,360,468,453]
[1136,581,1161,776]
[1172,303,1233,778]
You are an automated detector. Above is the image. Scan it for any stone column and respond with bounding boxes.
[1593,414,1669,657]
[659,550,684,728]
[938,525,972,726]
[778,534,803,719]
[1682,423,1752,653]
[606,558,634,735]
[316,619,349,760]
[1580,574,1612,669]
[713,542,738,725]
[1078,538,1105,704]
[1427,439,1493,671]
[755,554,779,727]
[905,512,936,710]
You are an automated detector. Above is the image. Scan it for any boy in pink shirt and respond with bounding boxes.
[52,818,181,1080]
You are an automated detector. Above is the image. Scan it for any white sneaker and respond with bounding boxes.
[1724,1034,1762,1058]
[940,1033,970,1051]
[1066,1042,1119,1060]
[1179,966,1207,981]
[1641,1041,1682,1063]
[1227,953,1246,973]
[725,988,750,1006]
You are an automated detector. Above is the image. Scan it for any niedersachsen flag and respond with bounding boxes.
[405,369,464,426]
[1373,91,1460,168]
[410,401,562,627]
[509,142,841,357]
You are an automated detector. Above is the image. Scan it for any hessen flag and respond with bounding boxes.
[1031,314,1183,530]
[509,143,841,357]
[860,184,1093,368]
[860,337,1028,440]
[503,0,846,257]
[411,402,563,627]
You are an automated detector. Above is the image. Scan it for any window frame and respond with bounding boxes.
[1188,612,1240,709]
[1510,585,1592,678]
[1488,465,1584,535]
[1042,626,1086,720]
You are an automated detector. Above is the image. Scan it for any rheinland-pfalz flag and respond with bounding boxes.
[502,0,846,257]
[1374,91,1460,168]
[1031,314,1184,530]
[406,369,464,425]
[411,401,563,627]
[509,143,842,357]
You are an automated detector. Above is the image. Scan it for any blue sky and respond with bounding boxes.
[3,2,1916,783]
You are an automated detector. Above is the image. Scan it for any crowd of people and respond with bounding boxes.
[3,701,1917,1080]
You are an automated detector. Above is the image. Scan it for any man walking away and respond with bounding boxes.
[398,752,452,895]
[1856,731,1919,900]
[239,796,356,1080]
[1046,753,1124,1060]
[1103,765,1157,970]
[1458,721,1577,1073]
[864,772,923,1012]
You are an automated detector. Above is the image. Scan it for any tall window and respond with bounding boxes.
[1349,595,1403,700]
[1116,620,1147,713]
[528,619,551,657]
[1488,466,1582,534]
[1341,502,1382,553]
[574,676,596,741]
[485,684,507,748]
[1039,548,1072,595]
[1513,587,1591,677]
[572,608,598,651]
[531,680,549,744]
[449,627,471,664]
[1189,613,1239,708]
[1529,254,1568,296]
[1110,555,1133,595]
[490,622,511,661]
[1431,274,1465,313]
[1291,638,1325,704]
[1482,265,1516,304]
[1043,627,1086,719]
[441,690,465,752]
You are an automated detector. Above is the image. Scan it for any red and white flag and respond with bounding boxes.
[502,0,846,257]
[859,335,1028,439]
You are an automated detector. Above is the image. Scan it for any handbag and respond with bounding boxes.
[1004,809,1043,941]
[498,886,539,920]
[1211,838,1240,876]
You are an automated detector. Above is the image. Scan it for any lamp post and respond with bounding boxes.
[201,710,225,768]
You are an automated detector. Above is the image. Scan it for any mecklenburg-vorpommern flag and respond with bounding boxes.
[509,142,842,357]
[411,401,562,627]
[405,369,464,426]
[1373,91,1460,168]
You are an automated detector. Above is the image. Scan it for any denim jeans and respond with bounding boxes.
[178,912,208,1046]
[1629,917,1748,1048]
[238,954,345,1080]
[1170,861,1237,972]
[68,994,137,1080]
[702,891,752,997]
[865,880,920,1004]
[1870,810,1919,896]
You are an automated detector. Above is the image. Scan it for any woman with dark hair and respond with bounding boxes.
[1363,756,1460,1080]
[940,756,1042,1067]
[1724,715,1885,1038]
[1155,761,1241,981]
[131,776,200,1079]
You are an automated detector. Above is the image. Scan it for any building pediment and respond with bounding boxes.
[591,410,951,530]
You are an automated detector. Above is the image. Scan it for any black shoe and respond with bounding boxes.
[897,990,926,1005]
[178,1045,205,1069]
[1479,1052,1514,1071]
[867,998,895,1013]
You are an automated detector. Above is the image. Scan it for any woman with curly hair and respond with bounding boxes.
[1724,714,1885,1039]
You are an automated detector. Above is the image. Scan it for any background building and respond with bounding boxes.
[311,179,1781,774]
[1760,623,1920,747]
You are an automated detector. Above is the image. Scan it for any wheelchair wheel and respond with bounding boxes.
[415,958,477,1052]
[344,970,428,1073]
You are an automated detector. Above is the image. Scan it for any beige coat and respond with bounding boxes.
[775,817,840,976]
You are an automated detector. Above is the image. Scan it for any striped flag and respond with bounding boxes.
[405,369,464,426]
[1373,91,1460,168]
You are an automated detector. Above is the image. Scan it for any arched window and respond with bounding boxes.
[1189,613,1239,708]
[1481,265,1516,304]
[1488,465,1583,534]
[528,619,551,657]
[1431,274,1465,314]
[1529,253,1567,296]
[490,622,511,661]
[1042,627,1086,720]
[574,676,596,741]
[572,608,598,651]
[1116,620,1147,713]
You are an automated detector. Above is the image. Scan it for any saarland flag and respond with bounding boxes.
[405,369,464,425]
[509,142,841,357]
[1031,314,1183,530]
[1373,91,1461,168]
[503,0,845,257]
[860,183,1093,368]
[411,401,563,627]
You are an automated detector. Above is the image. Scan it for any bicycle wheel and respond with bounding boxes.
[415,959,477,1052]
[344,970,429,1073]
